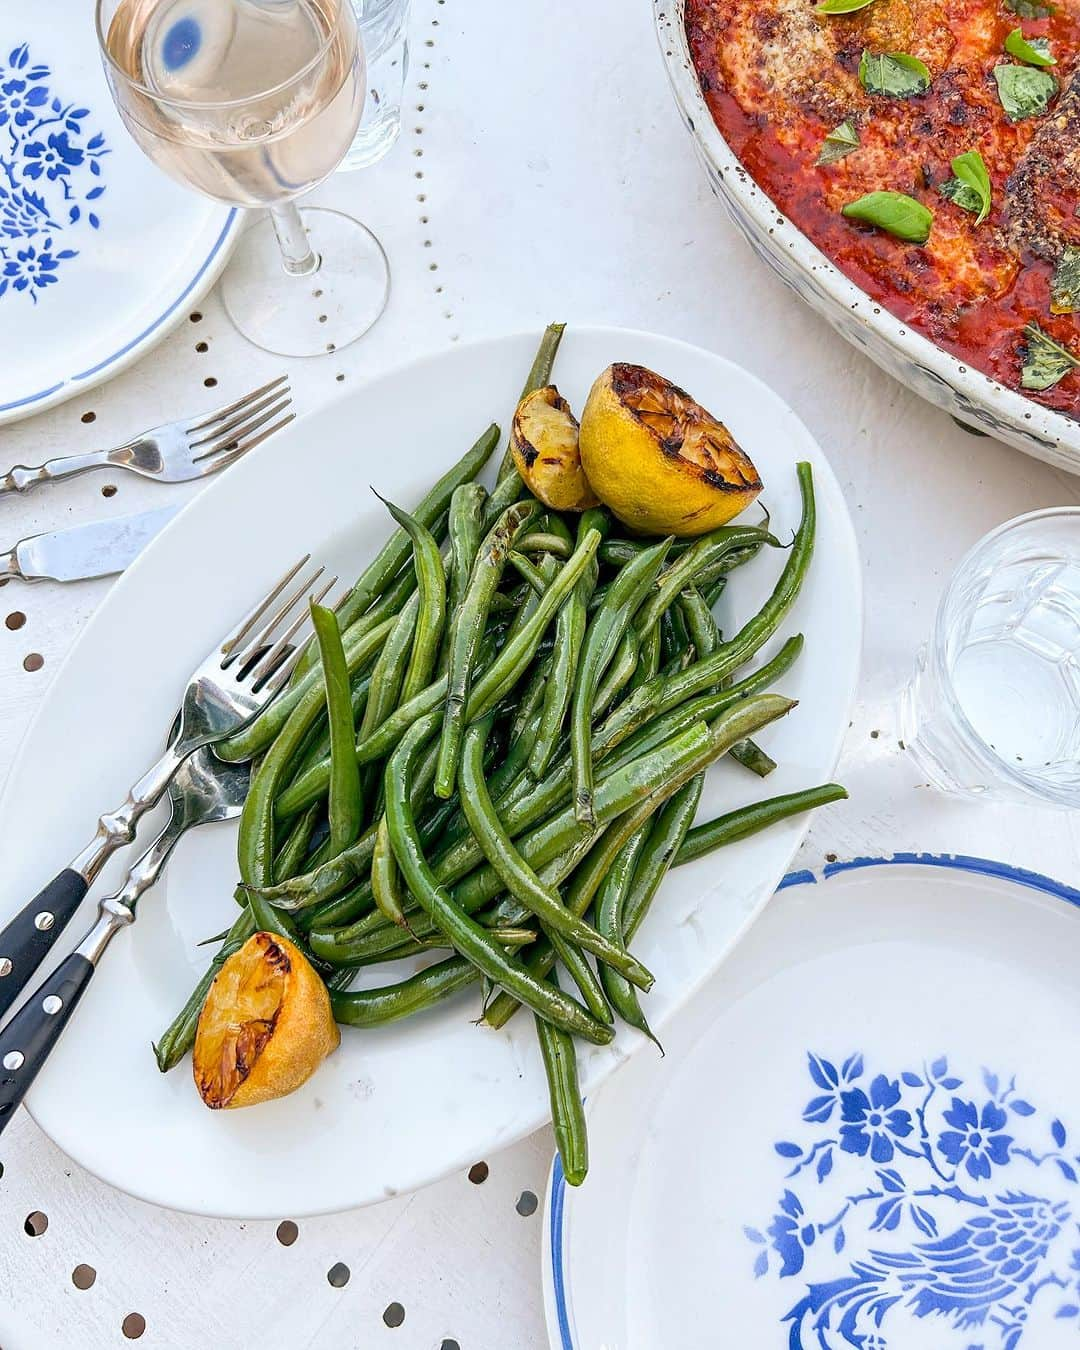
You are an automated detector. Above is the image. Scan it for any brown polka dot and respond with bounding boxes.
[383,1302,405,1328]
[80,411,96,424]
[24,1211,47,1236]
[72,1264,96,1290]
[195,341,208,353]
[468,1162,488,1184]
[335,373,345,382]
[327,1262,350,1288]
[276,1220,298,1246]
[516,1190,538,1217]
[189,311,203,323]
[204,377,218,388]
[5,612,25,631]
[121,1313,145,1339]
[23,653,43,673]
[101,485,117,498]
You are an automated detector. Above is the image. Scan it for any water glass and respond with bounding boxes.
[342,0,410,169]
[900,509,1080,807]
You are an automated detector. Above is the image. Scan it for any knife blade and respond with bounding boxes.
[0,505,181,582]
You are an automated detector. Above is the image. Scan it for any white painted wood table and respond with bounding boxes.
[1,2,1078,1347]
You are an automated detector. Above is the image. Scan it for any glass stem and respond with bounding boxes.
[269,202,320,277]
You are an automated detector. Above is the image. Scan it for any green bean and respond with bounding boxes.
[447,482,487,614]
[310,603,364,854]
[629,622,661,693]
[436,500,539,797]
[321,423,498,647]
[550,933,612,1023]
[272,803,321,885]
[518,532,572,558]
[384,716,614,1044]
[660,604,689,664]
[459,720,653,989]
[529,510,605,779]
[634,525,779,638]
[674,783,848,865]
[592,630,639,719]
[622,778,703,939]
[496,321,566,482]
[330,955,479,1027]
[371,816,411,933]
[218,612,397,764]
[571,538,672,825]
[483,693,796,1029]
[595,826,658,1046]
[377,495,447,704]
[508,551,549,595]
[537,989,588,1186]
[357,591,420,759]
[729,739,777,777]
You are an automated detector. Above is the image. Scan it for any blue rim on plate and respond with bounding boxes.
[0,209,240,419]
[546,853,1080,1350]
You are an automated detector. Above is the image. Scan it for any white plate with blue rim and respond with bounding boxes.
[0,325,859,1218]
[0,4,240,424]
[543,854,1080,1350]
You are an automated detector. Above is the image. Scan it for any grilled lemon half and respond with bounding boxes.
[193,931,339,1110]
[578,364,762,536]
[510,385,599,512]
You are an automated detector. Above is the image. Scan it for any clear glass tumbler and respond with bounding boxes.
[900,508,1080,807]
[341,0,410,169]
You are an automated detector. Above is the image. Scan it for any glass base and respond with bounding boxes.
[220,207,389,357]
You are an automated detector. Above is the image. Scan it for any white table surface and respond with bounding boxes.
[1,1,1078,1347]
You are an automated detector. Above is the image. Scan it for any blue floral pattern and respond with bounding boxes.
[0,42,109,303]
[748,1053,1080,1348]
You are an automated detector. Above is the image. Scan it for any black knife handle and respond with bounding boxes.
[0,952,94,1135]
[0,870,88,1020]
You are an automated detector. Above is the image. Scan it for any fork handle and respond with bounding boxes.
[0,870,88,1021]
[0,449,111,496]
[0,951,95,1135]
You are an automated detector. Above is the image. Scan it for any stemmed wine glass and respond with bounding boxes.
[96,0,389,357]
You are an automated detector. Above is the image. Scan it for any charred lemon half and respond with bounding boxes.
[578,364,762,536]
[510,385,599,512]
[193,931,339,1110]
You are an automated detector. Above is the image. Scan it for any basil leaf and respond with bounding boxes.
[859,49,932,98]
[940,150,992,224]
[1005,0,1054,18]
[817,119,861,165]
[817,0,877,12]
[1021,323,1079,390]
[993,64,1057,120]
[842,191,933,243]
[1050,247,1080,315]
[1004,28,1055,65]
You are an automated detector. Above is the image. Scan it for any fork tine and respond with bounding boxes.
[249,576,337,689]
[196,412,297,478]
[219,554,310,662]
[188,390,292,455]
[185,375,289,435]
[230,563,325,672]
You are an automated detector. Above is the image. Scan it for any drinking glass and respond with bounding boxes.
[900,508,1080,807]
[96,0,390,357]
[342,0,410,169]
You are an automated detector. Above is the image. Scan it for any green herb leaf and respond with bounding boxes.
[1004,28,1055,65]
[859,49,932,97]
[817,0,877,12]
[938,150,992,224]
[1051,247,1080,315]
[817,119,861,165]
[1021,323,1079,390]
[842,190,933,243]
[993,63,1057,120]
[1005,0,1055,19]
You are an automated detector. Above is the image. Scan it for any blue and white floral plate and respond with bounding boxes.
[0,7,240,424]
[543,855,1080,1350]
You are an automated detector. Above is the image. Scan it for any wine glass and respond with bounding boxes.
[96,0,389,357]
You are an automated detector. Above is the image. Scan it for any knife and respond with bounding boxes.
[0,505,181,582]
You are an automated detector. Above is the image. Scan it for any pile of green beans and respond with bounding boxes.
[157,324,847,1189]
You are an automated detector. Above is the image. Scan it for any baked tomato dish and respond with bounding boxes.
[686,0,1080,412]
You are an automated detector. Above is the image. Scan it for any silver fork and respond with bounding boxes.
[0,748,250,1132]
[0,376,294,497]
[0,553,334,1020]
